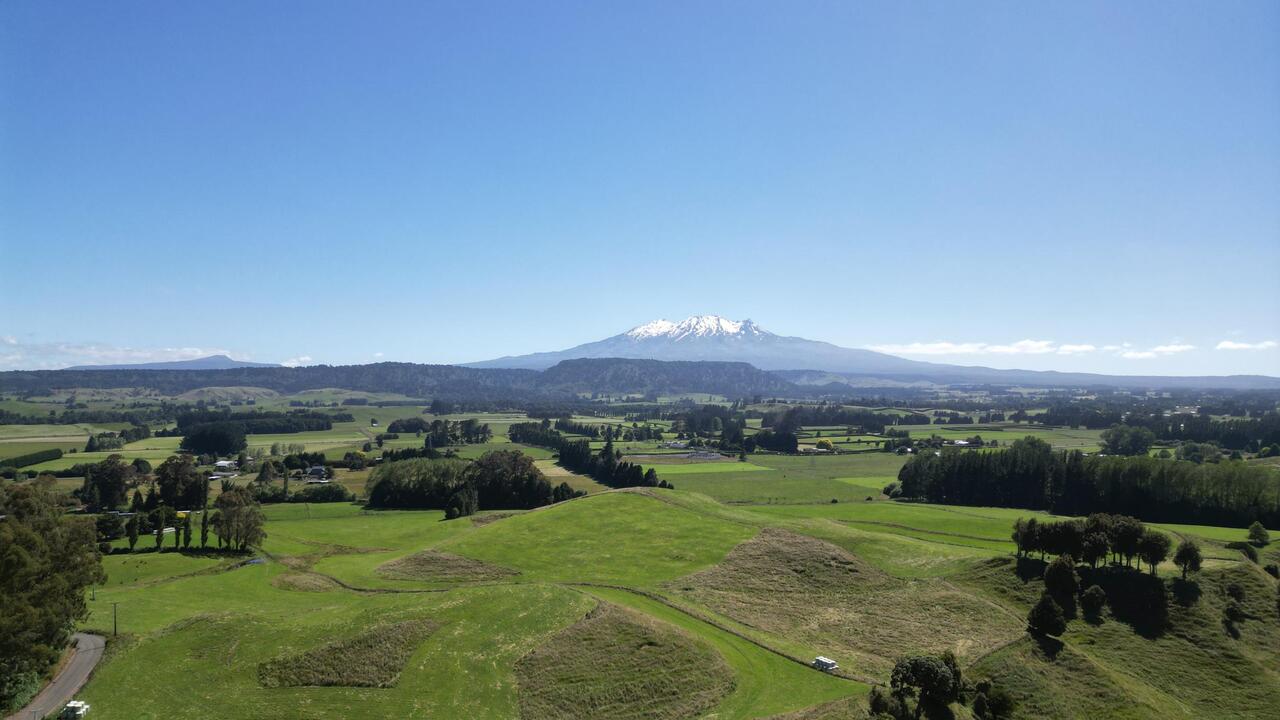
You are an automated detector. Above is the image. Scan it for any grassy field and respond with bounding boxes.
[6,402,1277,718]
[78,492,877,719]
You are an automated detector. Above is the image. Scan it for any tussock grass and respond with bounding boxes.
[376,550,518,583]
[514,602,734,719]
[257,618,437,688]
[668,528,1023,679]
[471,511,517,526]
[270,572,340,592]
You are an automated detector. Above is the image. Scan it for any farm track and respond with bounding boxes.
[836,519,1007,545]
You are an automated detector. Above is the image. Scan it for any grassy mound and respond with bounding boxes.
[257,618,437,688]
[514,602,735,719]
[668,527,1023,678]
[376,549,519,583]
[441,491,756,585]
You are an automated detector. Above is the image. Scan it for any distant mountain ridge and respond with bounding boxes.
[467,314,1280,390]
[66,354,279,371]
[467,314,929,374]
[2,358,794,399]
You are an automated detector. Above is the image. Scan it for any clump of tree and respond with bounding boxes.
[76,454,136,511]
[1012,513,1172,573]
[365,451,585,515]
[745,429,798,454]
[154,454,207,509]
[210,485,266,551]
[0,480,106,714]
[1099,424,1157,456]
[869,651,1012,719]
[386,417,491,445]
[180,422,247,455]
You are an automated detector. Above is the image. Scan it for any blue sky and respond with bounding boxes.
[2,1,1277,375]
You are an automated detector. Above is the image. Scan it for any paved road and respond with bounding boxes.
[6,633,104,720]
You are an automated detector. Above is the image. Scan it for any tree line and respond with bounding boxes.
[1043,405,1280,451]
[386,417,493,445]
[761,405,931,434]
[0,447,63,470]
[897,436,1280,527]
[508,421,667,489]
[0,480,105,715]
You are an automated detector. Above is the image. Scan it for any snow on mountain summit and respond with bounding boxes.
[624,315,769,341]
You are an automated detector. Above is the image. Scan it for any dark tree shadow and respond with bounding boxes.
[919,697,957,720]
[1031,631,1065,659]
[1078,566,1169,638]
[1015,556,1047,582]
[1171,578,1202,607]
[1052,590,1078,620]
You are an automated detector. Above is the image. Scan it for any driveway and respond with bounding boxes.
[6,633,105,720]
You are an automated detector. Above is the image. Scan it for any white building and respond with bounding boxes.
[812,656,839,672]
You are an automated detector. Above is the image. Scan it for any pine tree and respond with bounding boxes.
[1248,521,1270,547]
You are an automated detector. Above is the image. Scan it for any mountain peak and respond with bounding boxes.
[624,315,769,341]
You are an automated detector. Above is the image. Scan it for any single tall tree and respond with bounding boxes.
[1044,555,1078,603]
[126,514,139,550]
[1248,521,1270,547]
[1173,539,1202,580]
[1027,592,1067,636]
[1138,530,1172,574]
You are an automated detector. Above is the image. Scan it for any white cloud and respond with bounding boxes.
[1113,342,1197,360]
[1,335,16,345]
[987,340,1057,355]
[281,355,313,368]
[373,352,384,358]
[1057,344,1096,355]
[869,339,1062,356]
[1215,340,1277,351]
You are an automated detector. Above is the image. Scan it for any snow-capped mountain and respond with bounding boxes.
[624,315,768,341]
[467,314,931,374]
